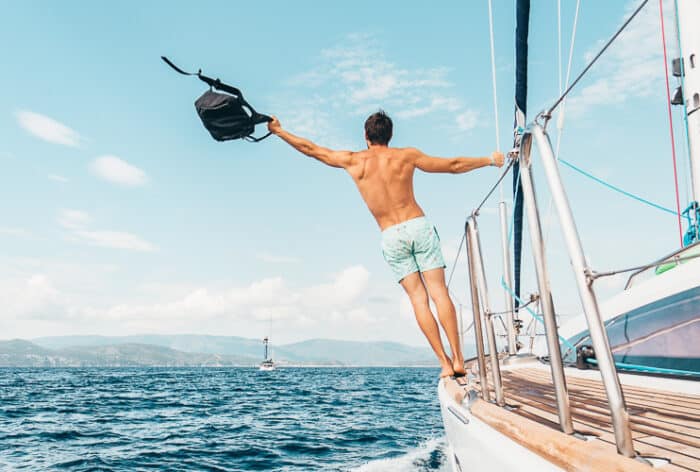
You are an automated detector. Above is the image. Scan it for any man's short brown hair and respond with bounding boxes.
[364,110,393,145]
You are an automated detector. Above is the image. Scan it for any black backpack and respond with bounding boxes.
[162,56,272,142]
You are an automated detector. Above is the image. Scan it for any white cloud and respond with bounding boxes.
[302,265,370,307]
[48,174,68,183]
[72,230,156,252]
[58,209,90,230]
[277,33,480,142]
[90,155,148,186]
[58,208,156,252]
[15,110,82,147]
[3,265,371,329]
[455,110,480,131]
[396,97,462,119]
[566,1,675,115]
[0,274,64,320]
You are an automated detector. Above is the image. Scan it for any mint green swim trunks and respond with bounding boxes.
[381,216,446,283]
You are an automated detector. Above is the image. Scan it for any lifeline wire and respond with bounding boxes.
[546,0,650,117]
[474,158,516,215]
[558,158,679,216]
[446,234,466,289]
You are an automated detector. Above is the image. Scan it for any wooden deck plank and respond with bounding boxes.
[513,369,700,416]
[503,378,700,445]
[461,360,700,471]
[520,369,700,409]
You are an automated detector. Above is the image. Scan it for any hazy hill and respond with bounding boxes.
[0,339,257,367]
[0,334,447,367]
[281,339,436,366]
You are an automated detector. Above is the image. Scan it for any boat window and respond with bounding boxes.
[694,93,700,109]
[691,54,696,69]
[563,285,700,377]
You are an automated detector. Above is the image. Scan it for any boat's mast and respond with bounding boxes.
[263,336,269,360]
[675,0,700,241]
[512,0,529,316]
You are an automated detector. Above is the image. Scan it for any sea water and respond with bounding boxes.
[0,367,449,471]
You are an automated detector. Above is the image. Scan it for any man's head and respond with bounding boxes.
[364,110,393,146]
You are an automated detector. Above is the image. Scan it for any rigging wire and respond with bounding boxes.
[487,0,503,200]
[554,0,581,158]
[544,0,582,243]
[658,0,684,246]
[545,0,650,118]
[557,0,562,98]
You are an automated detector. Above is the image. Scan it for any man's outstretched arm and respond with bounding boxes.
[268,116,353,169]
[412,148,504,173]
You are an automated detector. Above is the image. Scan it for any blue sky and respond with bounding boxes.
[0,1,692,346]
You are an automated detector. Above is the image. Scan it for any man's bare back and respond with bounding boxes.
[343,146,504,229]
[344,147,423,230]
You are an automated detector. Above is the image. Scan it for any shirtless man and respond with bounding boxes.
[268,111,504,378]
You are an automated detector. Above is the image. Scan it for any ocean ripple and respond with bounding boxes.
[0,367,445,471]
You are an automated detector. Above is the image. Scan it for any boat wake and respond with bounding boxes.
[350,437,449,472]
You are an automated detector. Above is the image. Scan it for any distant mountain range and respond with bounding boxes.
[0,335,444,367]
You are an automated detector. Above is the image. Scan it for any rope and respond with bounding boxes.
[446,234,465,290]
[546,0,651,118]
[487,0,503,201]
[558,158,679,216]
[659,0,684,246]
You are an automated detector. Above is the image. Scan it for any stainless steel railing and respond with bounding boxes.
[530,123,634,456]
[463,122,634,457]
[465,215,505,406]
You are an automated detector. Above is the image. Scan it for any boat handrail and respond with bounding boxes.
[514,129,574,434]
[527,123,634,456]
[462,122,635,458]
[465,215,505,406]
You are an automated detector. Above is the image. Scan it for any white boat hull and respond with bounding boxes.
[437,380,561,472]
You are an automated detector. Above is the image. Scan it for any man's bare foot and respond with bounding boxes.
[452,357,466,377]
[439,365,455,378]
[439,357,455,378]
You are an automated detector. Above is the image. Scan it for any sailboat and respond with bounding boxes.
[438,1,699,471]
[259,336,275,371]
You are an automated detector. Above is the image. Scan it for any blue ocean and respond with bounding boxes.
[0,368,448,471]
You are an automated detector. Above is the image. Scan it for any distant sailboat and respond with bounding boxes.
[259,336,275,371]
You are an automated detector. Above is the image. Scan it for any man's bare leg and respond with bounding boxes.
[400,272,454,378]
[422,268,466,376]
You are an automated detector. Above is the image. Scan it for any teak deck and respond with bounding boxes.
[447,362,700,471]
